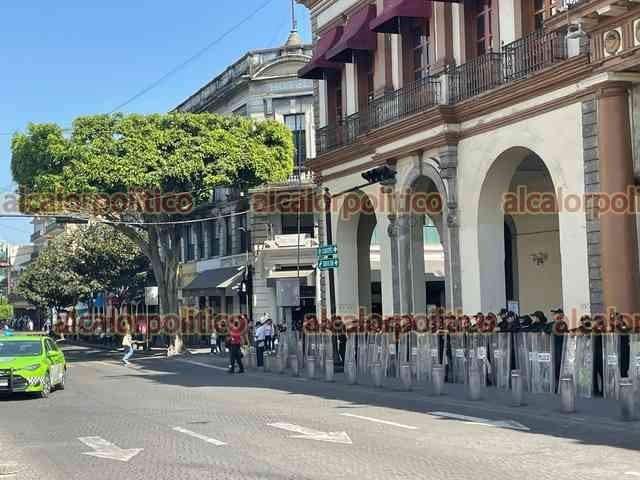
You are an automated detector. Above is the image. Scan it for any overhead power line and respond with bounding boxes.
[109,0,277,113]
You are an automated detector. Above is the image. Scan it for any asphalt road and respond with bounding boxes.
[1,344,640,480]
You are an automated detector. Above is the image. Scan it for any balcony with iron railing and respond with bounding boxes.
[316,29,570,156]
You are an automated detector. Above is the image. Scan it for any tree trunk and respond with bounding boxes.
[112,223,183,353]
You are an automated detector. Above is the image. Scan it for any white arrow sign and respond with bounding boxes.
[78,436,144,462]
[430,412,530,431]
[268,423,352,444]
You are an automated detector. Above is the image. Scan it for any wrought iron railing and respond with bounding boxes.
[504,29,567,82]
[316,111,366,155]
[316,30,572,155]
[368,76,441,130]
[448,52,504,104]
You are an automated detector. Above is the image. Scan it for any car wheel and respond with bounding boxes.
[40,372,51,398]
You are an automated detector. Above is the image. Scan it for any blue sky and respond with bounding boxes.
[0,1,311,245]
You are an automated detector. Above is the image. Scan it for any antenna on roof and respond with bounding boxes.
[291,0,297,31]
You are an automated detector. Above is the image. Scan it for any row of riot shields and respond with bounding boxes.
[295,331,640,399]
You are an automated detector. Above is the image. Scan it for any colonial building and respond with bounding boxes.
[297,0,640,322]
[174,30,320,326]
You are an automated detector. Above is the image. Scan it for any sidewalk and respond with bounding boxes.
[181,349,640,431]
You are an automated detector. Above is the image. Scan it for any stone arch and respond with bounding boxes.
[397,155,459,311]
[477,146,563,316]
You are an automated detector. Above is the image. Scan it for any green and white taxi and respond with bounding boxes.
[0,334,67,398]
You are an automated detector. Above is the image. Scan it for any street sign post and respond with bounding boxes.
[317,245,337,257]
[318,258,339,270]
[317,245,339,270]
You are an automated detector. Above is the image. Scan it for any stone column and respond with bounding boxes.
[396,213,414,316]
[597,83,640,315]
[381,181,401,315]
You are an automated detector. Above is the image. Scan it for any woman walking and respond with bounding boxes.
[122,326,134,366]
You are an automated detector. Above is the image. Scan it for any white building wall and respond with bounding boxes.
[457,102,590,316]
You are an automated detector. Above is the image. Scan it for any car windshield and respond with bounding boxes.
[0,341,42,357]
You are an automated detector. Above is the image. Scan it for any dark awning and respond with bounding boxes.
[370,0,432,34]
[182,266,245,297]
[298,26,344,79]
[326,5,377,63]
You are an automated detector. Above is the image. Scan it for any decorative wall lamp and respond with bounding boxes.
[530,252,548,266]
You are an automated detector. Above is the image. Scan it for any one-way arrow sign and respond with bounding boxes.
[430,412,530,431]
[268,423,352,444]
[78,436,144,462]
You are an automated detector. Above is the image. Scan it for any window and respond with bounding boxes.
[424,216,441,246]
[195,222,205,259]
[175,228,183,262]
[533,0,545,30]
[356,51,375,112]
[232,104,248,117]
[475,0,493,56]
[238,214,249,253]
[208,220,220,257]
[284,113,307,168]
[209,296,221,312]
[335,75,343,121]
[281,213,314,237]
[184,225,194,261]
[224,216,232,256]
[225,296,234,315]
[411,20,430,81]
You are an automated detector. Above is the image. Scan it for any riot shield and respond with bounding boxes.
[629,334,640,399]
[385,334,398,379]
[490,333,511,389]
[514,333,529,391]
[356,333,368,379]
[415,333,430,383]
[467,333,489,388]
[449,333,467,384]
[602,333,620,399]
[525,333,555,394]
[560,334,593,398]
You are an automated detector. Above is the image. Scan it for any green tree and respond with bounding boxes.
[12,113,294,351]
[16,234,89,313]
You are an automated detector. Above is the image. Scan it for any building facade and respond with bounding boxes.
[175,32,320,327]
[297,0,640,322]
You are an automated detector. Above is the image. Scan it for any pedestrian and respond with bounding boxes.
[27,319,34,331]
[210,330,218,354]
[264,318,273,352]
[254,321,266,368]
[227,319,245,374]
[122,326,134,366]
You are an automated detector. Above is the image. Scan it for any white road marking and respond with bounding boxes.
[268,422,352,444]
[172,426,227,446]
[625,472,640,476]
[430,411,530,431]
[175,359,228,371]
[339,413,418,430]
[78,436,143,462]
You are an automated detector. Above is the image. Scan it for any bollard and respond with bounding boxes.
[560,376,576,413]
[400,363,412,391]
[372,362,383,388]
[325,358,334,382]
[345,361,356,385]
[274,354,284,374]
[263,355,270,373]
[468,365,483,400]
[511,370,524,406]
[306,356,316,380]
[432,365,445,395]
[249,351,256,369]
[290,354,299,377]
[620,378,636,421]
[0,462,19,480]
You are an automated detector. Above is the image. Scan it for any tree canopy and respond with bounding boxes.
[12,112,295,350]
[17,224,152,311]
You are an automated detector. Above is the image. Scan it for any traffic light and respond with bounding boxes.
[361,165,396,185]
